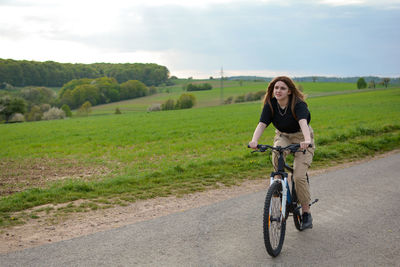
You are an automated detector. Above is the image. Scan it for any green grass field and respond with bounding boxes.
[0,86,399,227]
[91,81,360,114]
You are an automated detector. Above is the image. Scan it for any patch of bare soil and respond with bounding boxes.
[0,158,110,195]
[0,150,398,254]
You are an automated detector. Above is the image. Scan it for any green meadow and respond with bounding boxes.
[91,81,360,114]
[0,85,399,227]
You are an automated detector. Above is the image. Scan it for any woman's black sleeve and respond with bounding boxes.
[259,103,272,125]
[294,101,309,121]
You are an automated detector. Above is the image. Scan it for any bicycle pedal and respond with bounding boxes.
[308,198,319,206]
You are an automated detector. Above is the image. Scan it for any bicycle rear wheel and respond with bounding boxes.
[263,181,286,257]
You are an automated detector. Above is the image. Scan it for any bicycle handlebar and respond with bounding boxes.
[247,143,312,154]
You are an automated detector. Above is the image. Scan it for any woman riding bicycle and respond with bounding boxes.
[249,76,315,230]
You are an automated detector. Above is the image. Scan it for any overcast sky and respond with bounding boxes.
[1,0,399,78]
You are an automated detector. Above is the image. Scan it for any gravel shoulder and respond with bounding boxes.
[1,149,399,254]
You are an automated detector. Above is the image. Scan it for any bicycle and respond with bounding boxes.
[248,143,318,257]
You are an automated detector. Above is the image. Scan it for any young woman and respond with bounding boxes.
[249,76,315,230]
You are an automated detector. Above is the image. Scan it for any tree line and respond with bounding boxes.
[0,77,155,122]
[0,59,170,87]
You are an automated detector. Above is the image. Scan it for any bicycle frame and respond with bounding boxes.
[269,149,291,221]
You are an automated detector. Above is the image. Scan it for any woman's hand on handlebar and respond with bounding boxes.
[248,140,258,149]
[300,140,311,150]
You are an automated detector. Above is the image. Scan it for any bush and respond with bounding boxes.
[176,93,196,109]
[234,95,245,103]
[9,113,25,123]
[115,107,122,114]
[0,96,27,121]
[224,96,233,104]
[43,107,65,120]
[297,84,304,92]
[77,101,92,116]
[245,92,255,102]
[149,86,157,95]
[357,78,367,89]
[254,90,265,100]
[368,80,376,89]
[40,103,51,112]
[61,104,72,117]
[186,83,212,91]
[25,105,43,121]
[147,104,161,112]
[161,99,175,110]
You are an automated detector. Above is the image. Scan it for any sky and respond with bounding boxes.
[0,0,399,78]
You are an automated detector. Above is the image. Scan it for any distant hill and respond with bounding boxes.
[228,76,400,84]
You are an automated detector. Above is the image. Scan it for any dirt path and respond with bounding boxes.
[1,150,399,254]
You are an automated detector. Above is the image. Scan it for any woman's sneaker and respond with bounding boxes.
[301,212,313,230]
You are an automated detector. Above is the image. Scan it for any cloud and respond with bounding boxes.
[0,0,399,77]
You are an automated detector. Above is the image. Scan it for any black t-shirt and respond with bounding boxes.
[259,97,311,133]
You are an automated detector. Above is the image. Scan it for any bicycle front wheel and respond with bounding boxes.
[263,181,286,257]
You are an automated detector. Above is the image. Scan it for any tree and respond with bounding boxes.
[357,78,367,89]
[0,96,27,122]
[312,76,318,83]
[120,80,148,100]
[78,101,92,116]
[176,93,196,109]
[61,104,72,117]
[382,78,390,88]
[70,84,100,108]
[368,80,376,88]
[25,105,43,121]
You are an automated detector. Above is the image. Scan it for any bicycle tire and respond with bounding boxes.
[263,181,286,257]
[293,207,302,231]
[292,173,309,231]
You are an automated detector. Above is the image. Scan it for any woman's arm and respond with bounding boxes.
[249,122,267,148]
[298,119,311,149]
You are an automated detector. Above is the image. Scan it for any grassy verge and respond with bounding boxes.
[0,88,399,227]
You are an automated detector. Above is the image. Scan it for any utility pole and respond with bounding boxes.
[220,66,224,105]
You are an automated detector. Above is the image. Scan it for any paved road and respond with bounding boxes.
[1,153,400,266]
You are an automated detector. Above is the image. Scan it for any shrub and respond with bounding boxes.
[9,113,25,123]
[245,92,255,102]
[115,107,122,114]
[43,107,65,120]
[40,103,51,112]
[297,83,304,92]
[161,99,175,110]
[77,101,92,116]
[25,105,43,121]
[368,80,376,88]
[147,104,161,112]
[224,96,233,104]
[186,83,212,91]
[254,90,265,100]
[0,96,27,122]
[149,86,157,95]
[61,104,72,117]
[234,95,245,103]
[357,78,367,89]
[176,93,196,109]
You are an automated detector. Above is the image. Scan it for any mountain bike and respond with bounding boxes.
[249,143,318,257]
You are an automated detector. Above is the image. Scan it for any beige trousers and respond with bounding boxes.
[272,126,315,206]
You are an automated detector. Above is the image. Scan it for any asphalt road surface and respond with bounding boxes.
[1,153,400,266]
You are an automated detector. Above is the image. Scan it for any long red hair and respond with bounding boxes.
[263,76,306,120]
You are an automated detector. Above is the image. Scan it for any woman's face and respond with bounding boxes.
[273,81,291,101]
